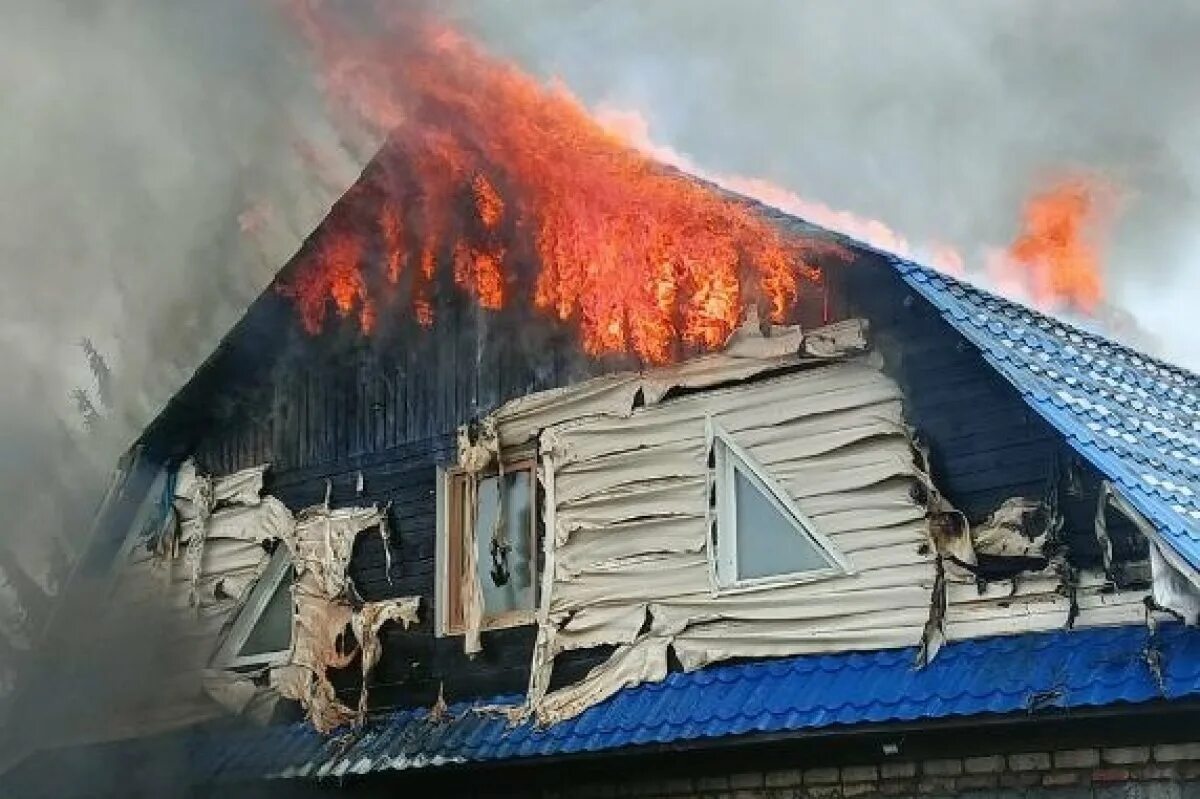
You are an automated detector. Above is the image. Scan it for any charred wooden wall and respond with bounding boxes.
[163,285,620,708]
[843,252,1141,564]
[135,213,1133,714]
[133,206,831,710]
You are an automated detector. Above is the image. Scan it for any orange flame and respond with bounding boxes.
[595,106,966,277]
[1005,175,1114,313]
[379,200,405,284]
[279,225,373,334]
[277,1,835,362]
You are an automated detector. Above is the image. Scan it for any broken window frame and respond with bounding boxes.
[435,454,539,637]
[211,545,294,669]
[707,421,852,594]
[98,461,174,582]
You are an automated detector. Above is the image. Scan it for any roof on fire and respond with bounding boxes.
[79,623,1200,784]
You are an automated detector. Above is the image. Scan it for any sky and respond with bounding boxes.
[465,1,1200,367]
[1,0,1198,595]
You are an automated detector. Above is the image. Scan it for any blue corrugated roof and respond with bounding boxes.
[891,257,1200,571]
[184,624,1200,782]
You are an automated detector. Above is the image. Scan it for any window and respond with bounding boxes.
[213,545,294,668]
[437,458,538,635]
[709,425,850,591]
[95,462,173,577]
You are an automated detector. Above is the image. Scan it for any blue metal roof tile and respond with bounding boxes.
[169,624,1200,782]
[891,256,1200,571]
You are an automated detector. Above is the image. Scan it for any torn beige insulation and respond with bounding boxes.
[274,502,380,732]
[454,318,1163,725]
[353,596,420,717]
[267,498,422,732]
[933,474,1151,639]
[1150,543,1200,622]
[1099,484,1200,623]
[85,460,293,738]
[101,459,421,736]
[916,455,1146,642]
[1095,482,1117,575]
[972,497,1052,558]
[485,317,853,453]
[524,355,934,724]
[454,417,500,655]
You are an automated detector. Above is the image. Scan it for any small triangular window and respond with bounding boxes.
[213,547,294,667]
[710,426,850,590]
[238,566,293,657]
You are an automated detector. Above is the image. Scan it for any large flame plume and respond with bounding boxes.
[277,1,837,363]
[1003,175,1115,314]
[596,106,967,277]
[598,108,1119,318]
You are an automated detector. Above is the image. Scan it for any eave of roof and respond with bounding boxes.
[150,623,1200,782]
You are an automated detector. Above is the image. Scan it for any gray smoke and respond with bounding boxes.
[464,0,1200,367]
[0,0,369,760]
[0,0,364,603]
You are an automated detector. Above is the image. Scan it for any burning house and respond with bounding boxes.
[8,6,1200,799]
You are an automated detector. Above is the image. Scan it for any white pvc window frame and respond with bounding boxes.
[707,420,852,594]
[211,545,294,669]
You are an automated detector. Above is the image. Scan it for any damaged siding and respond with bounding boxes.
[97,464,286,734]
[527,357,933,722]
[857,269,1152,642]
[444,314,1165,725]
[95,459,424,736]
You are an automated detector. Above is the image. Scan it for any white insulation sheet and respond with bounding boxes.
[526,358,935,723]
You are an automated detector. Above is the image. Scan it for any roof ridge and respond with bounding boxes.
[888,254,1200,387]
[746,197,1196,385]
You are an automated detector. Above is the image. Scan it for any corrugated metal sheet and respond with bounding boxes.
[180,623,1200,782]
[892,258,1200,571]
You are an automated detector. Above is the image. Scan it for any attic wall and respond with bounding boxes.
[845,256,1099,526]
[191,302,594,476]
[142,231,830,713]
[259,434,601,708]
[169,298,634,711]
[843,256,1148,637]
[857,274,1056,518]
[128,247,1152,724]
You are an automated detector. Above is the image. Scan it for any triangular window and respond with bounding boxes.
[709,426,850,591]
[213,546,294,668]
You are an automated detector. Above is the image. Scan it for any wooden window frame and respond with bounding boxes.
[436,456,539,637]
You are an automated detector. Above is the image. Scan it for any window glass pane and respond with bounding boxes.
[733,466,832,580]
[474,470,535,615]
[240,568,293,656]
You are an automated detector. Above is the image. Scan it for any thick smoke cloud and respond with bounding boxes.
[466,0,1200,367]
[0,1,361,589]
[5,0,1196,589]
[0,0,367,753]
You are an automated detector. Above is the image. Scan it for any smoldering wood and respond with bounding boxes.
[77,225,1160,729]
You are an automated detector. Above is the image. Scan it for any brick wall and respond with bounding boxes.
[551,744,1200,799]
